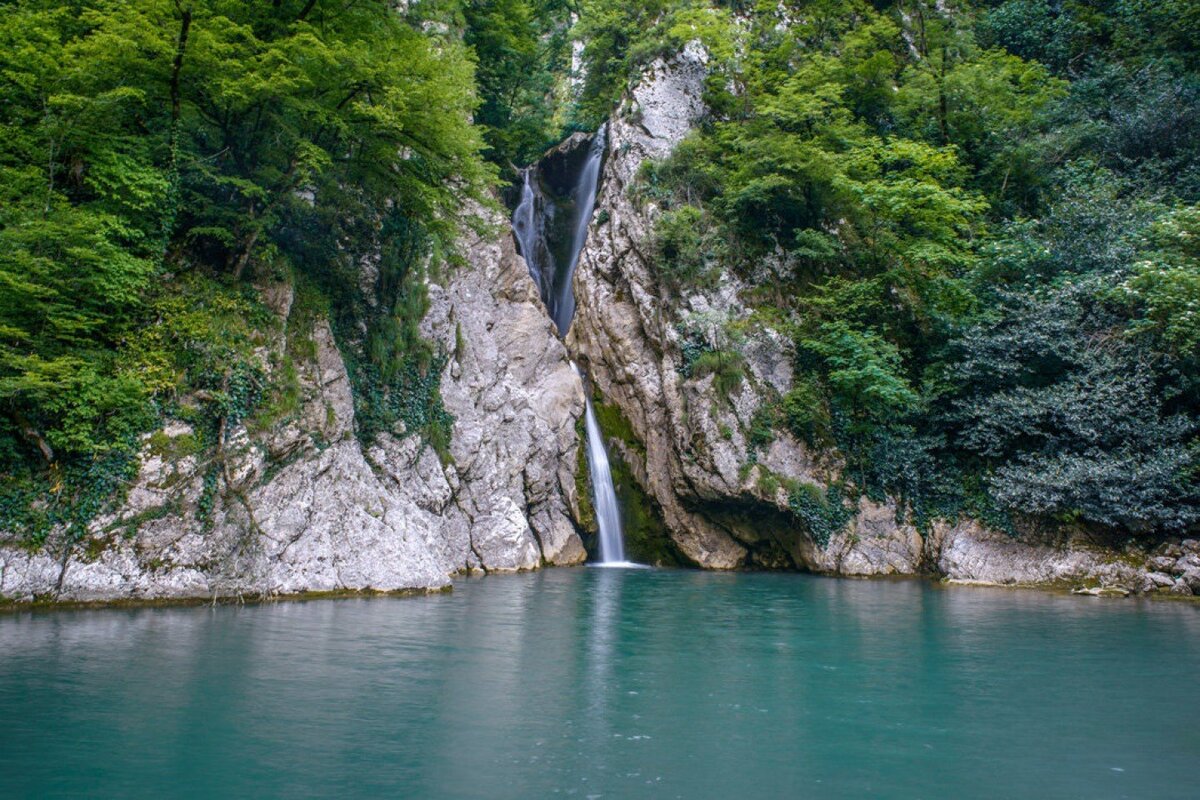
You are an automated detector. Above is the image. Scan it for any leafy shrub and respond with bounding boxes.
[781,379,832,446]
[990,447,1199,533]
[787,482,853,548]
[796,321,920,425]
[652,205,723,289]
[748,405,777,450]
[689,350,746,395]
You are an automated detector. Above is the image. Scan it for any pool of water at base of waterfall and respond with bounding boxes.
[1,568,1198,799]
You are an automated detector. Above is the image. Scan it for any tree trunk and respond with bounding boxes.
[11,408,55,465]
[170,5,192,124]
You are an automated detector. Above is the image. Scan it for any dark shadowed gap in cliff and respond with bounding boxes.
[509,125,607,337]
[510,126,659,566]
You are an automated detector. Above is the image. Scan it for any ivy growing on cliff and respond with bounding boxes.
[0,0,492,543]
[624,0,1200,539]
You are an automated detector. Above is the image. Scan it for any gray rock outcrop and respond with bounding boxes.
[565,43,1194,597]
[1,215,585,604]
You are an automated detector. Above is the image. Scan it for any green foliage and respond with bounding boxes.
[786,481,853,548]
[297,208,458,462]
[465,0,574,166]
[195,464,220,526]
[748,405,777,451]
[689,350,746,395]
[1117,205,1200,357]
[572,0,674,125]
[0,0,492,542]
[930,169,1200,532]
[621,0,1200,539]
[797,321,920,424]
[675,311,747,396]
[3,0,1199,548]
[0,450,140,547]
[781,380,832,446]
[651,205,723,288]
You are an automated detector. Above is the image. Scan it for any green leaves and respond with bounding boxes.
[621,0,1199,537]
[652,205,725,288]
[0,0,495,541]
[798,321,920,423]
[465,0,573,166]
[1118,205,1200,357]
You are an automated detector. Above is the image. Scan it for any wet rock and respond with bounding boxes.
[1147,571,1177,589]
[1177,553,1200,572]
[1181,567,1200,594]
[1157,542,1185,559]
[1072,586,1131,598]
[1148,555,1179,573]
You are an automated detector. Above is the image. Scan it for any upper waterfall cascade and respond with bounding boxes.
[511,124,607,337]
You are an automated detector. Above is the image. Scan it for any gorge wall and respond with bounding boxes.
[0,218,586,604]
[566,45,1200,598]
[3,42,1197,605]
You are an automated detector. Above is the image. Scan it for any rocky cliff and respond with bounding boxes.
[0,217,585,604]
[4,44,1197,605]
[566,44,1200,598]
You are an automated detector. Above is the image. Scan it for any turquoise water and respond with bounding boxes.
[1,569,1198,799]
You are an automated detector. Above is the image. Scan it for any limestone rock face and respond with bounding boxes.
[565,45,1189,596]
[1,213,585,604]
[416,220,587,571]
[569,44,749,570]
[930,521,1172,594]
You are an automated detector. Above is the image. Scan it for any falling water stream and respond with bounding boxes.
[512,124,608,336]
[554,124,607,334]
[512,126,635,566]
[511,169,546,299]
[576,364,634,566]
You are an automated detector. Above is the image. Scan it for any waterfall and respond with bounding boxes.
[515,128,638,566]
[580,376,627,564]
[552,123,607,335]
[511,125,607,337]
[511,168,552,302]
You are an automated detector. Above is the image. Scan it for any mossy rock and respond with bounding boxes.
[577,402,680,566]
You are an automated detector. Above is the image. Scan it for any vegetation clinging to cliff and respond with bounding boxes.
[1,0,1196,546]
[0,0,493,540]
[620,0,1200,537]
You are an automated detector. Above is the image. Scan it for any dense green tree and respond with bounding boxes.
[0,0,492,539]
[464,0,574,167]
[2,0,1197,544]
[628,0,1199,538]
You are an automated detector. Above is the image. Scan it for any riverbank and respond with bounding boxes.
[4,560,1197,613]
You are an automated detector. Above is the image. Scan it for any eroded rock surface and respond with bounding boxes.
[1,215,585,604]
[565,44,1191,596]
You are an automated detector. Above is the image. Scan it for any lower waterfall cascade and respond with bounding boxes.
[575,364,634,566]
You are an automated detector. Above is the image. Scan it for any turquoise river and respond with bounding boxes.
[1,568,1198,798]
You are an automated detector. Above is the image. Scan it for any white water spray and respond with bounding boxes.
[574,364,633,566]
[553,123,607,335]
[512,168,550,300]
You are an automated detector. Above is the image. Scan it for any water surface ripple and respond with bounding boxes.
[1,570,1197,798]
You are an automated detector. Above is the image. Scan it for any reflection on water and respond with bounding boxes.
[1,570,1198,799]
